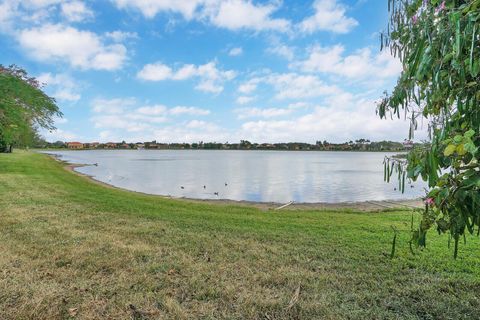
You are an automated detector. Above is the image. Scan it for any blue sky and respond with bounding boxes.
[0,0,418,143]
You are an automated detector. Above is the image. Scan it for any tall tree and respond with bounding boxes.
[379,0,479,257]
[0,65,62,152]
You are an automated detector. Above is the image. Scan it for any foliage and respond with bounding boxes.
[379,0,480,257]
[0,65,61,152]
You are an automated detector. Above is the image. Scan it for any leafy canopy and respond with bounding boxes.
[0,65,62,151]
[379,0,479,258]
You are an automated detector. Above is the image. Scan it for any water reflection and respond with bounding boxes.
[44,150,427,203]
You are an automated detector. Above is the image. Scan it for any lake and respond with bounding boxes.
[44,150,427,203]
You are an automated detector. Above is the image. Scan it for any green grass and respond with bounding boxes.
[0,151,479,319]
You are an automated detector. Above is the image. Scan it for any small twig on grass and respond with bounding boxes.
[286,285,301,310]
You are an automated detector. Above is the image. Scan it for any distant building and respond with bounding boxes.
[67,142,84,149]
[403,140,414,149]
[90,142,99,148]
[105,142,117,149]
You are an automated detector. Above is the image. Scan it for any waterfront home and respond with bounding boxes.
[105,142,117,149]
[67,142,84,149]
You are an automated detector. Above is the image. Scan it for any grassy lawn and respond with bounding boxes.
[0,151,479,319]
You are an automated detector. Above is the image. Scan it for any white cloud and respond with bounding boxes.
[112,0,291,33]
[105,30,139,42]
[136,105,210,116]
[291,44,402,81]
[205,0,290,32]
[136,105,167,115]
[235,106,296,119]
[169,106,211,116]
[238,79,260,94]
[137,61,236,93]
[137,63,173,81]
[37,72,81,102]
[61,1,94,22]
[90,98,212,135]
[241,73,341,100]
[111,0,203,19]
[0,1,17,30]
[238,94,427,143]
[228,47,243,56]
[298,0,358,34]
[18,24,127,70]
[153,120,229,142]
[236,96,255,105]
[267,44,295,60]
[24,0,62,8]
[42,128,79,141]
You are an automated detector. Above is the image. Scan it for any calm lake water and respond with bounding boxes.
[44,150,427,203]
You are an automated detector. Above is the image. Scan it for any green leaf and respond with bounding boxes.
[464,129,475,139]
[444,144,457,156]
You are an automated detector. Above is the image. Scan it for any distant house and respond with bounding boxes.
[105,142,117,149]
[67,142,84,149]
[90,142,100,148]
[403,140,414,149]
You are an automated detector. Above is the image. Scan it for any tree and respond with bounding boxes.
[0,65,62,152]
[379,0,479,257]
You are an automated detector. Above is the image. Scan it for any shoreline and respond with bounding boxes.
[35,147,407,153]
[50,153,424,212]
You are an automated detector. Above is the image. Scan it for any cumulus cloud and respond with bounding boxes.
[105,30,139,42]
[169,106,211,116]
[0,0,17,30]
[238,94,427,143]
[238,72,341,100]
[204,0,290,32]
[37,72,81,102]
[136,63,173,81]
[90,98,211,132]
[228,47,243,56]
[236,96,255,105]
[1,1,93,30]
[290,44,402,81]
[267,44,295,60]
[42,128,79,141]
[298,0,358,34]
[111,0,203,19]
[238,79,260,94]
[18,24,127,70]
[152,121,229,142]
[137,61,236,93]
[235,106,297,119]
[61,1,94,22]
[111,0,290,32]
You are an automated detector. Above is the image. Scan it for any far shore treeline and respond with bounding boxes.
[43,139,417,152]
